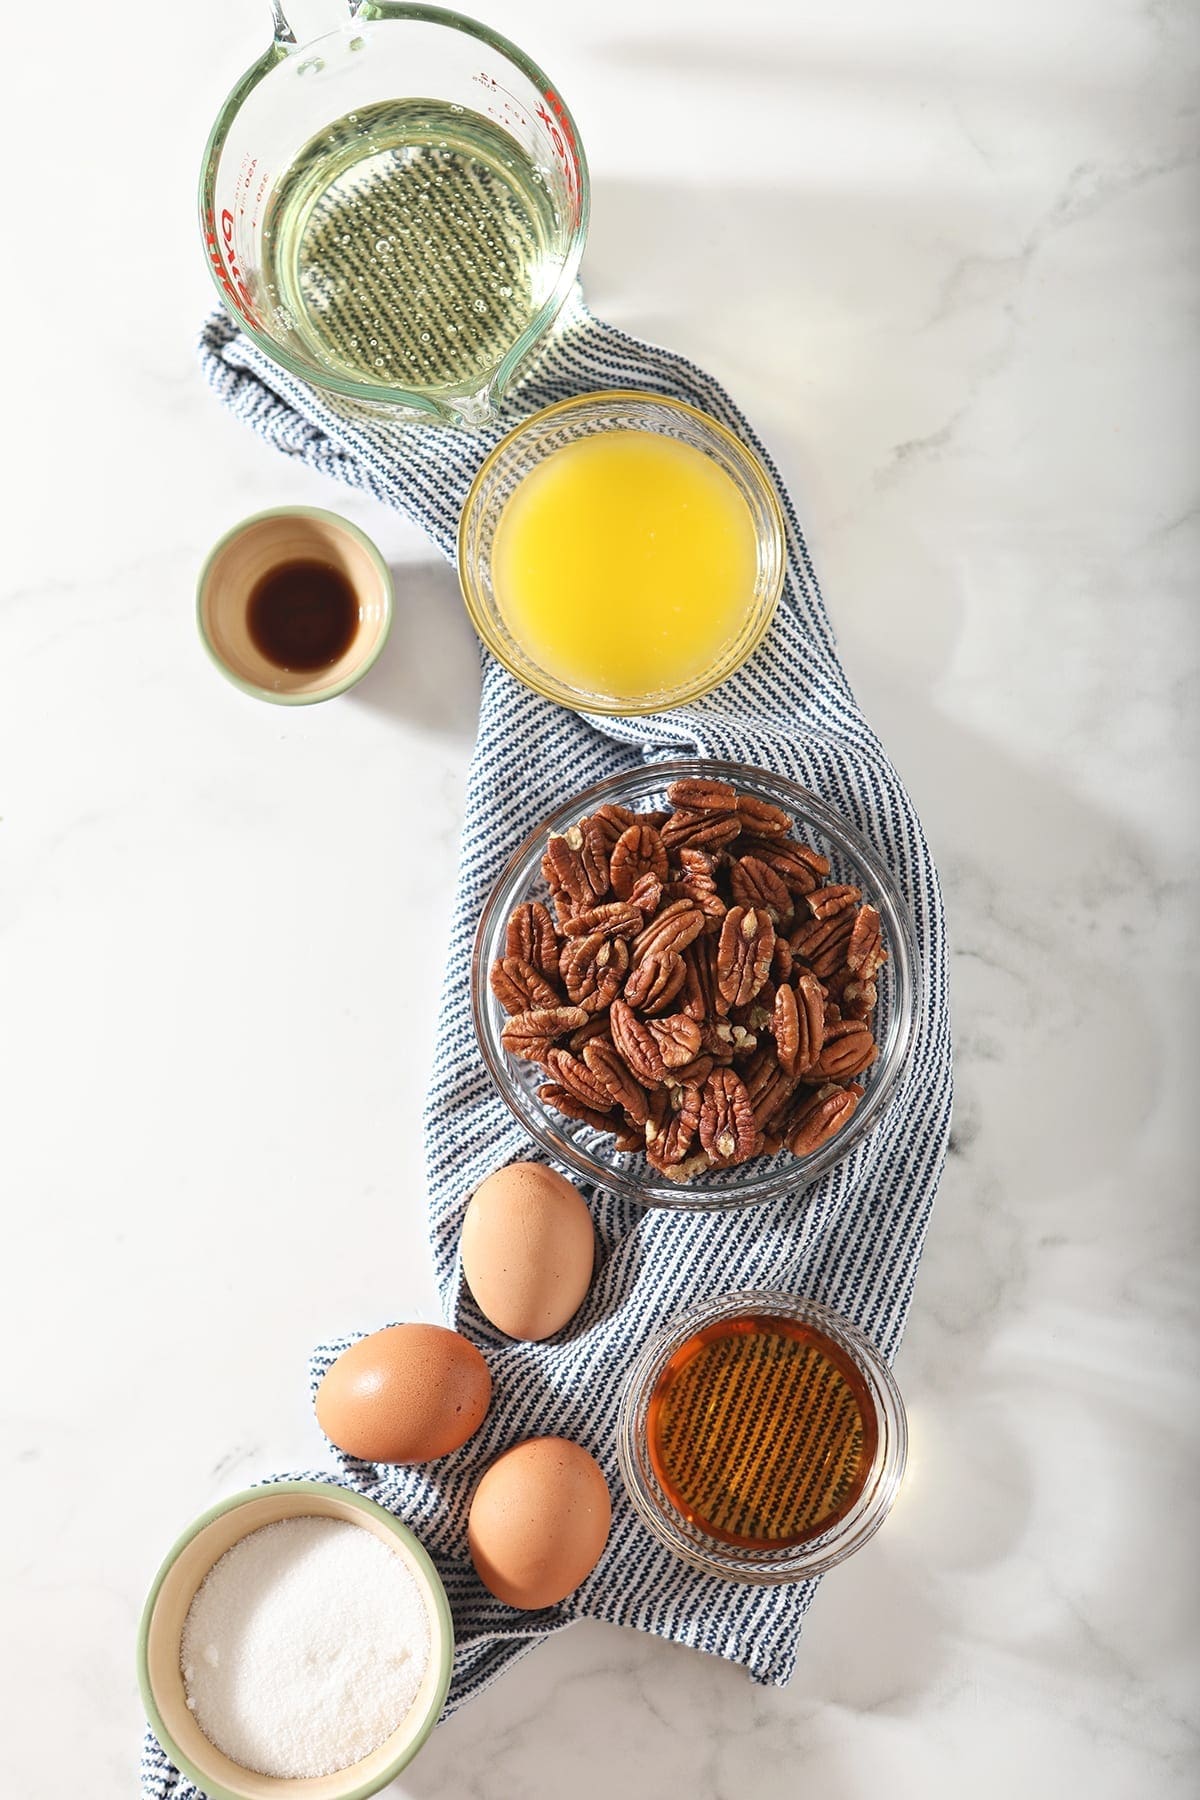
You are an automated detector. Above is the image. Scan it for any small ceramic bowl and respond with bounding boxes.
[138,1480,453,1800]
[471,758,919,1210]
[457,390,785,714]
[197,507,393,704]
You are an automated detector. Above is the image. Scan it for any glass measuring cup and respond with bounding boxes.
[201,2,589,427]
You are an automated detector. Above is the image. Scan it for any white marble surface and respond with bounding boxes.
[2,0,1197,1793]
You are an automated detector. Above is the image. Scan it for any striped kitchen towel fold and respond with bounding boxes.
[141,293,952,1797]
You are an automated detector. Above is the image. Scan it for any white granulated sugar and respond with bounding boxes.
[180,1516,431,1778]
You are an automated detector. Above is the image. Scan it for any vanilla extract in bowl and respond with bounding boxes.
[246,558,361,672]
[197,507,392,705]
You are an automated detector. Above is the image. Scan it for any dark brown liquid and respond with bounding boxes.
[246,560,360,672]
[648,1314,878,1549]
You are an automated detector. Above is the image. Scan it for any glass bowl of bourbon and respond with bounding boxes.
[616,1291,907,1581]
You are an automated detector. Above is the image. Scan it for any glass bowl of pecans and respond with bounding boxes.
[471,760,919,1210]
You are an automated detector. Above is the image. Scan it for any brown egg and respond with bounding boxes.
[468,1436,611,1610]
[315,1323,491,1463]
[462,1162,595,1341]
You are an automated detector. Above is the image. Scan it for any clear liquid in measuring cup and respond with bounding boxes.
[260,100,561,397]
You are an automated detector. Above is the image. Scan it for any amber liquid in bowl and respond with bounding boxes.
[647,1314,879,1549]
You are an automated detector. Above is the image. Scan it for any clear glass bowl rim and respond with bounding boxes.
[470,757,920,1209]
[615,1290,908,1584]
[456,392,786,715]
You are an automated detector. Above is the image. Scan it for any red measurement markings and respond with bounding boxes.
[471,70,583,221]
[205,205,258,324]
[536,89,581,216]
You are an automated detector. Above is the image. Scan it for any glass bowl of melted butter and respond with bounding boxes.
[471,759,919,1210]
[457,391,785,715]
[617,1291,908,1582]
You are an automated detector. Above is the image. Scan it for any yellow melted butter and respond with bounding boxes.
[491,430,760,702]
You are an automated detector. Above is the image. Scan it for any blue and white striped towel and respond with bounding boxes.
[141,294,952,1797]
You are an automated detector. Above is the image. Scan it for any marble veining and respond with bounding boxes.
[1,0,1196,1795]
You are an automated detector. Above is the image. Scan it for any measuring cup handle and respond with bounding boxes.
[270,0,358,49]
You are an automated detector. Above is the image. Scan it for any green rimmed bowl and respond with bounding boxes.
[197,507,393,705]
[137,1480,453,1800]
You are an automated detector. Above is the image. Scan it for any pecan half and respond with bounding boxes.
[632,899,706,965]
[559,931,629,1010]
[680,949,706,1022]
[624,951,687,1015]
[544,1047,617,1113]
[538,1083,617,1133]
[741,838,830,894]
[645,1081,702,1170]
[646,1012,704,1070]
[735,793,792,837]
[582,1037,651,1124]
[660,808,743,853]
[610,824,669,899]
[785,1082,861,1156]
[805,883,862,921]
[663,880,727,930]
[666,777,738,813]
[505,901,560,980]
[794,971,826,1073]
[490,956,561,1016]
[808,1022,878,1080]
[752,1065,799,1133]
[685,935,730,1020]
[627,871,664,917]
[741,1044,797,1123]
[772,981,800,1076]
[609,998,667,1084]
[699,1068,758,1167]
[847,904,887,979]
[501,1005,588,1060]
[662,1052,714,1089]
[567,1013,613,1056]
[542,827,602,917]
[561,901,643,940]
[790,909,855,978]
[742,1044,782,1103]
[772,935,795,983]
[593,801,640,833]
[730,854,794,924]
[578,814,615,899]
[716,905,776,1008]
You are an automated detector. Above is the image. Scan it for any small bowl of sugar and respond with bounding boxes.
[138,1480,453,1800]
